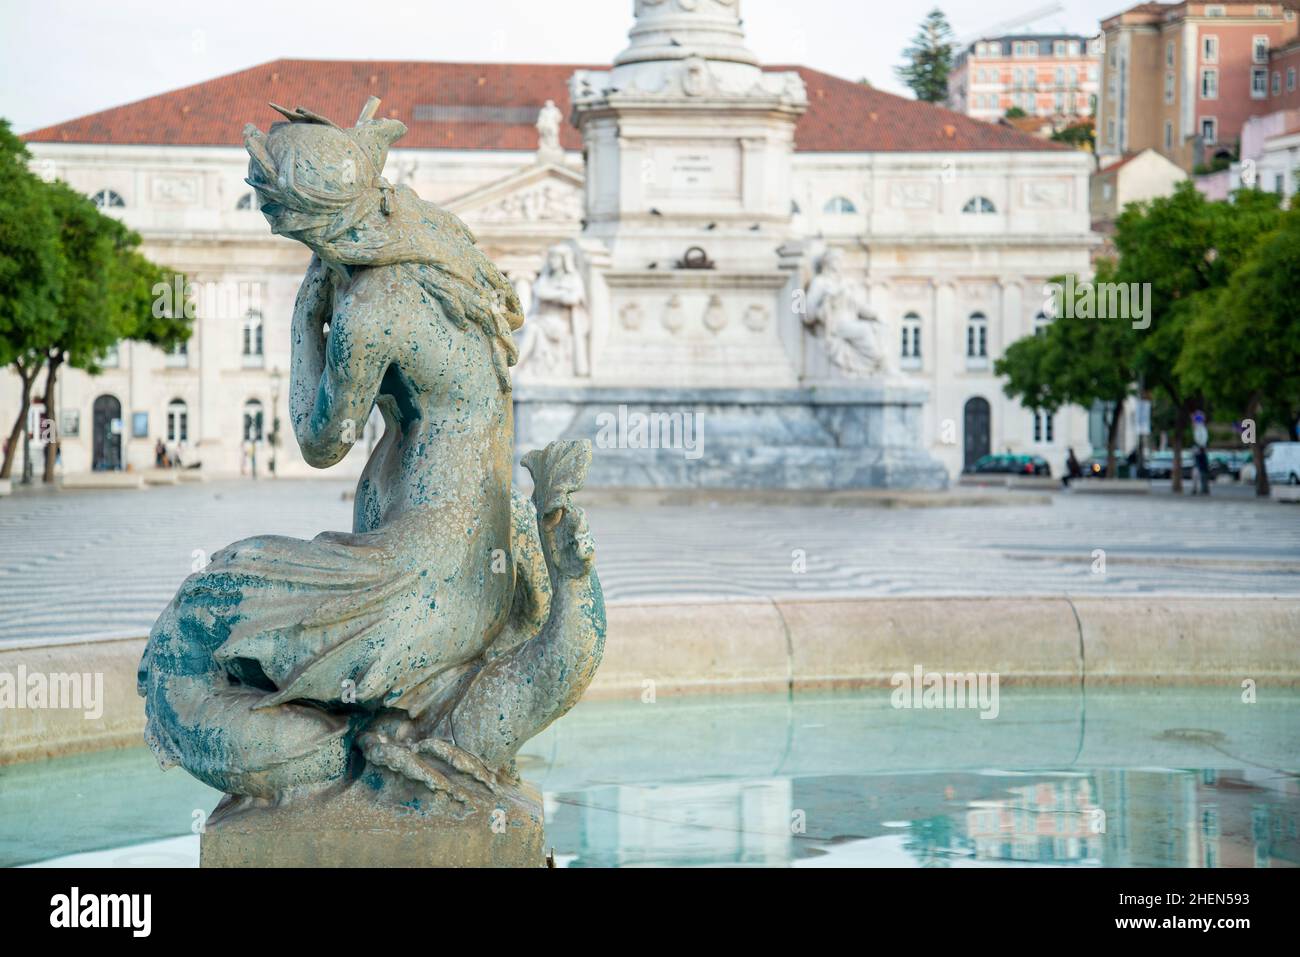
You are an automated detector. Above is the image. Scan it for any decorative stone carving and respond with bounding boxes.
[620,302,644,330]
[1020,179,1070,209]
[889,181,937,210]
[517,243,590,378]
[702,294,727,333]
[138,96,605,867]
[662,294,685,333]
[151,174,200,205]
[803,248,895,378]
[681,55,714,96]
[476,182,583,223]
[743,303,769,332]
[535,99,564,164]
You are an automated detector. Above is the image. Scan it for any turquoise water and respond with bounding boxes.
[2,689,1297,867]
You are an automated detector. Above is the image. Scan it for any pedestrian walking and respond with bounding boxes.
[1193,444,1211,496]
[1063,447,1083,488]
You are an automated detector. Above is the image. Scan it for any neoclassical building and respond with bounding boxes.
[10,3,1097,481]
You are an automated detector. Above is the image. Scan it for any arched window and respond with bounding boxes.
[966,312,989,363]
[823,195,858,215]
[243,400,264,442]
[962,196,997,214]
[92,189,125,209]
[236,192,256,210]
[167,399,188,443]
[242,310,264,365]
[900,312,923,369]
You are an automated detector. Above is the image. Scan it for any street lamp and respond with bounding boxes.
[269,367,282,478]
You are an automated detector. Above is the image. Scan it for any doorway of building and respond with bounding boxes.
[92,394,122,471]
[963,397,991,471]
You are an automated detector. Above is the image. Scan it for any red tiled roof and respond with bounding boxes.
[23,59,1064,154]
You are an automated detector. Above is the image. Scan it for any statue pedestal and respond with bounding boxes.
[515,383,949,490]
[200,779,546,868]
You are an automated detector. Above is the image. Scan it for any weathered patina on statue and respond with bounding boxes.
[136,97,605,865]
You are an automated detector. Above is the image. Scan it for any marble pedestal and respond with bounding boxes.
[200,778,546,868]
[514,384,948,491]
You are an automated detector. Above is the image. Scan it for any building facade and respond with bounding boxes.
[8,12,1098,483]
[1097,1,1299,172]
[948,33,1103,122]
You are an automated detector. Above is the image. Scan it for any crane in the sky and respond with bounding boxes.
[953,2,1068,49]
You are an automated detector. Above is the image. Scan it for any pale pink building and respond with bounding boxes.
[948,33,1104,122]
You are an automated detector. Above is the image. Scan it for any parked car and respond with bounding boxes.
[1082,449,1139,478]
[1265,442,1300,485]
[1208,450,1252,481]
[966,453,1051,477]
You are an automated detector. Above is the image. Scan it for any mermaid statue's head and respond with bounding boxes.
[243,97,406,249]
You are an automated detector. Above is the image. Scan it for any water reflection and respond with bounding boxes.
[4,688,1298,867]
[544,769,1300,868]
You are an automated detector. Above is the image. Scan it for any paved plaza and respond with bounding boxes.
[0,480,1297,644]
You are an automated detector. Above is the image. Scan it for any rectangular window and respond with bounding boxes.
[1253,68,1268,97]
[900,322,923,369]
[1165,71,1175,103]
[1166,41,1175,67]
[165,339,189,368]
[1206,5,1226,15]
[1274,71,1282,94]
[1254,37,1270,63]
[1201,117,1217,144]
[1288,67,1296,91]
[1165,120,1173,150]
[1202,69,1219,99]
[1033,411,1054,444]
[1203,35,1218,63]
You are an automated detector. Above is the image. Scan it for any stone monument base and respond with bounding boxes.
[514,384,949,490]
[200,778,546,868]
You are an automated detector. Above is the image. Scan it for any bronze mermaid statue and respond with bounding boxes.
[137,97,605,827]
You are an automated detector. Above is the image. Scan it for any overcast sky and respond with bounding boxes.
[3,0,1128,133]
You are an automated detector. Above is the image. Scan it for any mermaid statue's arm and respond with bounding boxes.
[290,258,389,468]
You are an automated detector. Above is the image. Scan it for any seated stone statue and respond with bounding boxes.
[136,98,605,847]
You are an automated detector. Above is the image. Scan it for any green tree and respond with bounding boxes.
[1051,119,1095,153]
[1113,182,1282,491]
[1004,106,1027,119]
[996,265,1140,477]
[36,181,189,482]
[896,8,955,104]
[0,120,63,480]
[1178,203,1300,496]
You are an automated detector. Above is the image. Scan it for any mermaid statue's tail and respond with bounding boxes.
[445,440,606,771]
[138,594,355,799]
[137,441,604,804]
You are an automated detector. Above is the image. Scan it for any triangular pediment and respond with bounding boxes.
[447,162,585,225]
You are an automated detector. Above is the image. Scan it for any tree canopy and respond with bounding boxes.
[0,118,191,480]
[896,8,956,104]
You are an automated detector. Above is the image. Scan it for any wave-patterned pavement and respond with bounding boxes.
[0,480,1297,645]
